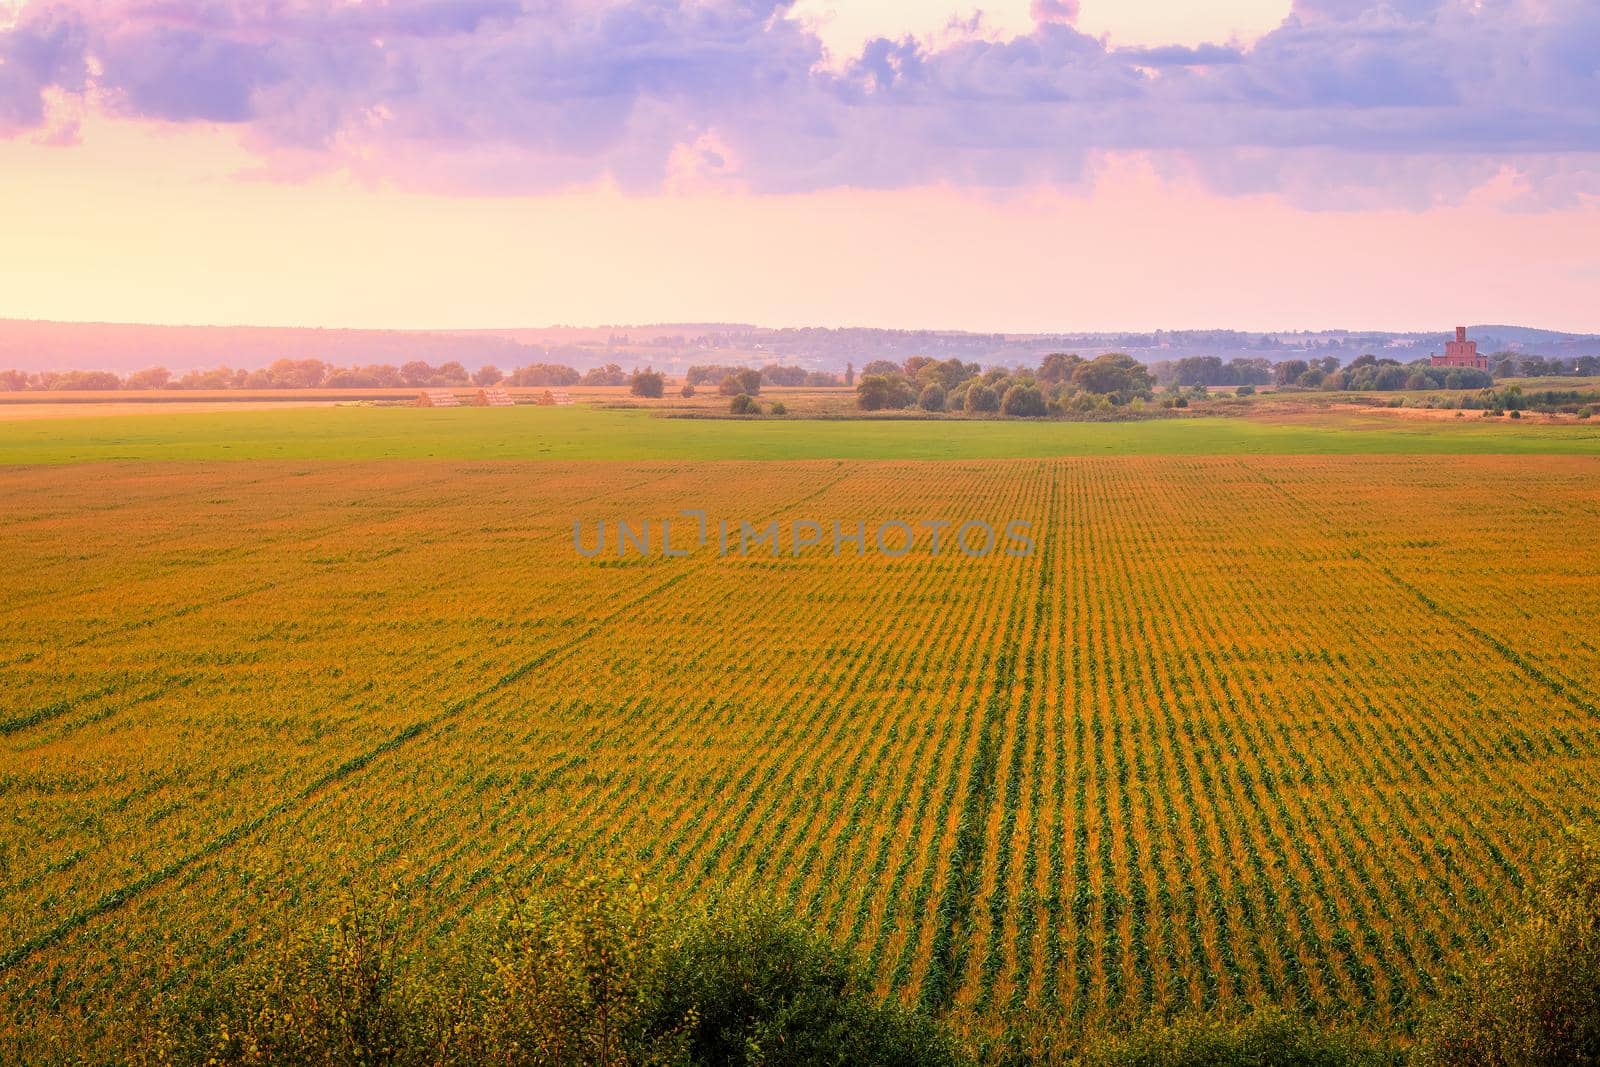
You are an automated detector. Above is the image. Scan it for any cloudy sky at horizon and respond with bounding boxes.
[1,0,1597,332]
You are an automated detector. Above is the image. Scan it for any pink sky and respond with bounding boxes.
[1,0,1596,333]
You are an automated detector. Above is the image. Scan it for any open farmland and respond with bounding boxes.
[4,450,1600,1057]
[3,402,1600,462]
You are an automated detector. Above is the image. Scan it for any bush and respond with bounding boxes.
[856,374,916,411]
[630,368,665,398]
[143,875,961,1067]
[964,384,999,414]
[151,892,423,1064]
[680,383,696,399]
[655,897,961,1067]
[730,393,761,415]
[768,401,788,416]
[1420,826,1600,1066]
[919,383,947,412]
[1000,383,1047,418]
[1580,405,1595,419]
[1236,384,1255,397]
[719,368,762,396]
[1085,1008,1398,1067]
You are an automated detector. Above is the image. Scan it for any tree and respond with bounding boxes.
[844,362,855,387]
[266,358,328,389]
[42,370,120,390]
[630,368,665,398]
[1228,357,1274,385]
[1037,352,1082,386]
[918,383,946,412]
[964,384,1000,414]
[687,364,743,386]
[1374,365,1409,390]
[507,363,580,387]
[856,375,914,411]
[401,361,436,387]
[680,383,696,398]
[582,363,627,386]
[125,366,172,390]
[1174,355,1224,387]
[1275,359,1310,386]
[924,358,980,390]
[472,365,503,387]
[719,368,762,396]
[1072,353,1153,401]
[729,393,761,415]
[1000,383,1047,417]
[761,364,807,387]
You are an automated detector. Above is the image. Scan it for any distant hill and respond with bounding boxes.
[1470,325,1600,353]
[0,320,536,375]
[3,318,1598,374]
[1471,324,1597,344]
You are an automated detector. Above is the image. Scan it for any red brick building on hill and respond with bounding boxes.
[1431,326,1489,370]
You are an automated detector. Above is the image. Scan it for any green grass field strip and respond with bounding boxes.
[5,405,1600,462]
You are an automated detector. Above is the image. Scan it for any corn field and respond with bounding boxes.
[3,456,1599,1052]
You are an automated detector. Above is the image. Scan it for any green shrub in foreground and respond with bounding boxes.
[655,896,960,1067]
[1417,826,1600,1066]
[143,873,959,1066]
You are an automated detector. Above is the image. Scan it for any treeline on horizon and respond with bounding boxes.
[840,350,1599,419]
[4,349,1599,396]
[0,359,846,393]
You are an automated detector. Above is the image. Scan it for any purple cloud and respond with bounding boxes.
[1,0,1596,205]
[0,2,88,132]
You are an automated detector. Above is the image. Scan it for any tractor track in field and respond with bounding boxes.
[0,568,691,974]
[0,467,857,974]
[1242,460,1600,719]
[0,466,693,675]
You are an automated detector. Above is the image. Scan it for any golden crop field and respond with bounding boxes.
[3,456,1600,1055]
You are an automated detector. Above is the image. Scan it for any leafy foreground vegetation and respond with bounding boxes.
[101,832,1600,1065]
[136,873,958,1067]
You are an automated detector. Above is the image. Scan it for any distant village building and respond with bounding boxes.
[1431,326,1489,371]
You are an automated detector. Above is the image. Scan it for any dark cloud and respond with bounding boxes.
[2,0,1596,204]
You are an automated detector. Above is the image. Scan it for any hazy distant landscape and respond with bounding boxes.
[5,317,1599,377]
